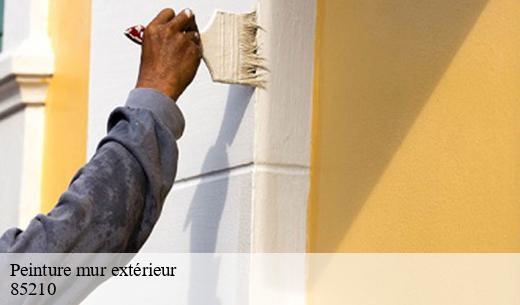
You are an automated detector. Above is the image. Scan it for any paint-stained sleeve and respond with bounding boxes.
[0,88,184,253]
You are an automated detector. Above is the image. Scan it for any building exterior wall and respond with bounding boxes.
[0,0,53,230]
[88,0,257,252]
[0,109,24,232]
[0,0,314,254]
[87,0,316,253]
[41,0,90,212]
[251,0,316,252]
[0,2,29,232]
[309,0,520,252]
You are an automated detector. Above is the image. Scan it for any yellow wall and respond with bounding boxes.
[41,0,91,212]
[308,0,520,252]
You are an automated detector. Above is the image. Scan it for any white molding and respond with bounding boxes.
[250,3,316,304]
[0,0,54,110]
[16,75,51,105]
[251,0,317,253]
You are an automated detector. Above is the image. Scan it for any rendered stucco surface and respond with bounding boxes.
[0,110,24,233]
[41,0,90,212]
[0,0,53,230]
[2,0,30,51]
[89,0,256,252]
[250,0,316,252]
[0,1,27,229]
[309,0,520,252]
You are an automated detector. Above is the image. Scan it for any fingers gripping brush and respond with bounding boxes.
[125,10,267,88]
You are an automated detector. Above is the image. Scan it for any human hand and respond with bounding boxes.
[136,8,202,101]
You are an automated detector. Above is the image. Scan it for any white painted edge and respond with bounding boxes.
[251,0,317,253]
[249,1,316,299]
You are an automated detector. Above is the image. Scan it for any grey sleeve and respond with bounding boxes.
[0,88,184,253]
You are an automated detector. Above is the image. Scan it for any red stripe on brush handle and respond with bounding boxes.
[124,25,145,45]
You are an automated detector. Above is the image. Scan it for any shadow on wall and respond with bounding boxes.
[184,84,253,252]
[184,85,253,304]
[309,0,490,251]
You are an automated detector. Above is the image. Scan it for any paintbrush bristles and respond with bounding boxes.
[238,11,267,88]
[201,10,267,88]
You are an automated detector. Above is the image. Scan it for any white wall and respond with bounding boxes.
[0,0,53,232]
[2,0,31,51]
[89,0,257,252]
[0,109,24,233]
[0,0,30,232]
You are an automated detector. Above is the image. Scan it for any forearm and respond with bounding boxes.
[0,88,184,253]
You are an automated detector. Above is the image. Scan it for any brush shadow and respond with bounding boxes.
[184,85,253,305]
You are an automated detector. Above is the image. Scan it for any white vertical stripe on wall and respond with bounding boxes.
[251,0,316,252]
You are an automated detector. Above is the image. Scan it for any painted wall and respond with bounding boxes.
[41,0,90,212]
[309,0,520,252]
[0,0,52,231]
[0,1,28,232]
[0,110,24,232]
[251,0,316,252]
[0,0,315,258]
[89,0,256,252]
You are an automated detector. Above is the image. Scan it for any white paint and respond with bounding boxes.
[252,166,310,251]
[0,0,53,229]
[3,0,31,51]
[89,0,316,257]
[88,0,256,180]
[89,0,257,253]
[18,104,45,228]
[0,76,50,229]
[87,1,316,304]
[249,3,317,304]
[0,109,24,233]
[15,75,51,106]
[143,169,253,252]
[0,76,48,230]
[251,0,317,252]
[11,0,54,76]
[0,0,54,78]
[255,0,316,167]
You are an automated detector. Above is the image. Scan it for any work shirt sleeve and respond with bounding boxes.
[0,88,184,253]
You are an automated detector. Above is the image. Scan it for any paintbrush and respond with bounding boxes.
[125,10,267,88]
